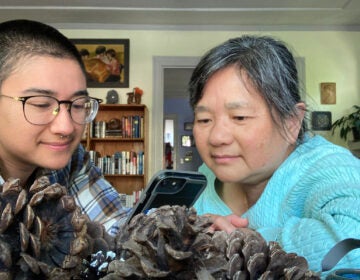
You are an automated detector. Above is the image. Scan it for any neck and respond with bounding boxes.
[215,179,267,216]
[0,159,36,186]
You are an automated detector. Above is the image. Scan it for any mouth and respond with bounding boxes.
[211,154,239,164]
[42,140,73,151]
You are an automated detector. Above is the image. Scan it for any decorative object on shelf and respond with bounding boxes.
[108,118,121,130]
[71,39,129,88]
[320,82,336,104]
[106,89,119,104]
[126,87,143,104]
[331,105,360,141]
[312,111,332,131]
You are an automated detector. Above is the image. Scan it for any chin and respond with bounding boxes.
[215,169,242,183]
[40,158,71,170]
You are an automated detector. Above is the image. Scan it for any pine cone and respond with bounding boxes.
[103,205,320,280]
[0,176,113,279]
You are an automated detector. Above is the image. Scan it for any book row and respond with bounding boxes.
[89,115,144,139]
[119,190,143,208]
[89,150,144,175]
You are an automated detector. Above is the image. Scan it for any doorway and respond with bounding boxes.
[151,56,201,174]
[164,69,203,171]
[164,114,176,169]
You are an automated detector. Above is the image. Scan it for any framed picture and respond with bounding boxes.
[181,135,195,147]
[183,122,194,131]
[71,39,129,88]
[312,111,332,131]
[320,82,336,104]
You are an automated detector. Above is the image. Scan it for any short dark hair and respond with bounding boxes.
[189,35,307,142]
[0,19,85,88]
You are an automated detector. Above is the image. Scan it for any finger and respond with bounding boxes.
[230,217,249,228]
[211,216,237,234]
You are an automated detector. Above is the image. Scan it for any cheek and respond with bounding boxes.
[76,125,86,136]
[193,127,207,150]
[240,129,275,165]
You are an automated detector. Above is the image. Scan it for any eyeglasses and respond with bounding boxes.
[0,94,103,125]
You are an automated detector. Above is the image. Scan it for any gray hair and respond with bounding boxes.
[189,35,307,142]
[0,19,85,88]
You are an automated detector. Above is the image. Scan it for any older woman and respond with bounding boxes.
[189,35,360,275]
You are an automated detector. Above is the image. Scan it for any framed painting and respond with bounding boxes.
[312,111,332,131]
[71,39,129,88]
[183,122,194,131]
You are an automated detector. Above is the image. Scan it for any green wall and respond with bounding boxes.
[62,28,360,161]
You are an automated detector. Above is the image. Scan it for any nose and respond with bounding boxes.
[208,118,233,146]
[49,104,76,135]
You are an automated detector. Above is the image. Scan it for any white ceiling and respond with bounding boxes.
[1,0,360,30]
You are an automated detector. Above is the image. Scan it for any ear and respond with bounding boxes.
[285,102,306,144]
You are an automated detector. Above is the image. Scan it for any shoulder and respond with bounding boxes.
[290,134,359,167]
[267,134,360,195]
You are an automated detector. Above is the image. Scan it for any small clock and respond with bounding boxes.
[106,90,119,104]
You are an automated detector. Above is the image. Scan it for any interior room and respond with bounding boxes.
[1,0,360,180]
[1,2,360,279]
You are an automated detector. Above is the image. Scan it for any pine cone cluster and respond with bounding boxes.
[0,176,113,279]
[1,177,320,280]
[104,205,320,280]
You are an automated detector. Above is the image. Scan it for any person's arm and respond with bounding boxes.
[276,180,360,273]
[71,170,131,235]
[209,174,360,274]
[62,145,130,235]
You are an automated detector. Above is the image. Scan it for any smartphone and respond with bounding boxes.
[125,170,207,223]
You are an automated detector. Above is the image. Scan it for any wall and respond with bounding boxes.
[61,28,360,177]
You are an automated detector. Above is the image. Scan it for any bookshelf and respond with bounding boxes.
[82,104,148,195]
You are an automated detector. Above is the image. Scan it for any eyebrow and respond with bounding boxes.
[194,105,209,114]
[194,101,249,113]
[225,101,249,110]
[22,88,89,97]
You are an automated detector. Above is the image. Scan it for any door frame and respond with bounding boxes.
[164,113,177,169]
[152,56,200,174]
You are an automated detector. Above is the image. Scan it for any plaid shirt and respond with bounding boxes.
[0,145,130,236]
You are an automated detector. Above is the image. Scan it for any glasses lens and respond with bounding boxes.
[24,96,58,125]
[71,97,99,124]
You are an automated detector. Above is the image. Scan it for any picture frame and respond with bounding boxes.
[183,122,194,131]
[312,111,332,131]
[320,82,336,104]
[71,39,130,88]
[181,135,195,147]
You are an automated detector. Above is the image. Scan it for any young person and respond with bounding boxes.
[189,35,360,274]
[0,19,129,235]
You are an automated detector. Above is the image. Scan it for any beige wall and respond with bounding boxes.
[62,28,360,175]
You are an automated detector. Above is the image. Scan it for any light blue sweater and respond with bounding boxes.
[194,135,360,277]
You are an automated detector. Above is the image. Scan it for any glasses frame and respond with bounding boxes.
[0,94,103,125]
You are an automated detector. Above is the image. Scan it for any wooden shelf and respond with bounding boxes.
[90,137,144,141]
[83,104,148,194]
